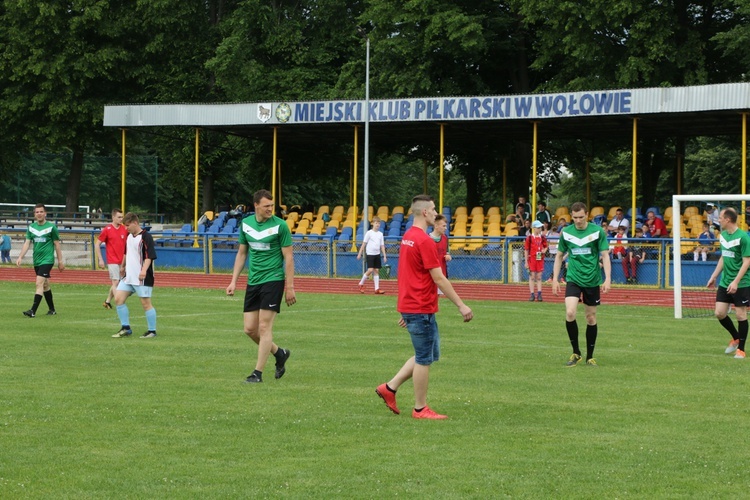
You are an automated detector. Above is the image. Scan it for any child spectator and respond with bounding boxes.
[610,225,628,260]
[694,222,715,261]
[524,220,548,301]
[623,227,646,283]
[0,232,11,263]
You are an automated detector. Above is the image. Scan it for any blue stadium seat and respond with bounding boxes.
[645,206,661,217]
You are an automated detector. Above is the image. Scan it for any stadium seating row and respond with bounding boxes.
[192,203,728,244]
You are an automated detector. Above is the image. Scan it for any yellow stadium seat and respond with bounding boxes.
[376,206,389,221]
[589,206,604,221]
[316,205,330,220]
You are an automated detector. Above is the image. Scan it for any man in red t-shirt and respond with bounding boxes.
[646,210,667,238]
[97,208,128,309]
[375,195,473,420]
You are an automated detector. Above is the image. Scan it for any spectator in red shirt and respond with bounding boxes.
[646,210,667,238]
[375,195,473,420]
[97,208,128,309]
[525,220,548,301]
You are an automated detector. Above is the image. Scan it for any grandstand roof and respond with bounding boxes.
[104,83,750,147]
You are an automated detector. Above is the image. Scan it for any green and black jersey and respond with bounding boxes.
[238,215,293,286]
[719,229,750,288]
[25,221,60,266]
[557,222,609,288]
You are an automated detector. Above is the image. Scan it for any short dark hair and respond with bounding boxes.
[538,201,546,207]
[411,194,434,213]
[123,212,139,224]
[434,214,446,223]
[253,189,273,205]
[571,201,587,213]
[412,194,433,204]
[34,203,46,211]
[112,208,122,216]
[723,207,738,223]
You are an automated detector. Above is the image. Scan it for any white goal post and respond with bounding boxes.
[673,194,750,318]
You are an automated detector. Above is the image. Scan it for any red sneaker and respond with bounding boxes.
[359,285,365,294]
[374,289,385,294]
[412,406,448,420]
[375,383,400,414]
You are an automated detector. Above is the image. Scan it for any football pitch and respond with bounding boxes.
[1,280,748,498]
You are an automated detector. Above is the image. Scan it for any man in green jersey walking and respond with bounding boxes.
[16,204,64,317]
[226,190,296,383]
[552,202,611,367]
[707,207,750,359]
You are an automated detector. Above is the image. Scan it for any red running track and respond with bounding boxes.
[0,267,675,306]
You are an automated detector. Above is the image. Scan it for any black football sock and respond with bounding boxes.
[43,290,55,311]
[252,369,262,378]
[31,294,42,313]
[719,316,739,339]
[738,320,748,351]
[414,407,424,413]
[586,324,598,360]
[566,320,580,355]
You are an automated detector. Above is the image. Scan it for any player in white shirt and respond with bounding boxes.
[356,217,388,294]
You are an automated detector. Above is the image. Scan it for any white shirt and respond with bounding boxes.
[707,209,720,227]
[363,229,385,256]
[608,216,630,232]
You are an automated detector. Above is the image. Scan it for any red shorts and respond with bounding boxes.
[527,258,544,273]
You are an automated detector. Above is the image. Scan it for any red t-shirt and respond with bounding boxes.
[432,233,448,277]
[98,223,128,264]
[398,226,442,314]
[524,233,547,261]
[648,217,667,237]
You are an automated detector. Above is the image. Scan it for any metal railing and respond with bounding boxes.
[1,228,722,287]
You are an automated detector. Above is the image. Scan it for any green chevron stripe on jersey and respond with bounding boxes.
[25,221,60,266]
[238,215,292,285]
[719,229,750,289]
[557,223,609,288]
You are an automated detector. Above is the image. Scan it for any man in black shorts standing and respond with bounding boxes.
[16,203,64,317]
[707,207,750,359]
[226,190,296,383]
[552,202,611,366]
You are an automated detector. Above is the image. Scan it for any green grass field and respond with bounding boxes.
[1,280,748,498]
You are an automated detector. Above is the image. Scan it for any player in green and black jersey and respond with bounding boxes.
[226,190,296,383]
[552,202,611,367]
[707,207,750,359]
[16,203,64,317]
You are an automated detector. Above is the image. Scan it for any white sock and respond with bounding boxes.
[702,252,707,261]
[374,275,380,290]
[359,275,367,286]
[694,253,698,261]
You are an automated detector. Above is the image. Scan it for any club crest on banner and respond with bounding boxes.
[276,103,292,123]
[257,104,272,122]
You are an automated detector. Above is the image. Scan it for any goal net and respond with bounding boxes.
[673,194,750,318]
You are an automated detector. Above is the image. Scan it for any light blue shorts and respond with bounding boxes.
[401,313,440,365]
[116,281,153,298]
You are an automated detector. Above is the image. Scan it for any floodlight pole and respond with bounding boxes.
[362,36,371,234]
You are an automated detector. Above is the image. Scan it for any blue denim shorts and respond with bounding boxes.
[401,313,440,365]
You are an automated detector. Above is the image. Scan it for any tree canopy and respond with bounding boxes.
[1,0,748,217]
